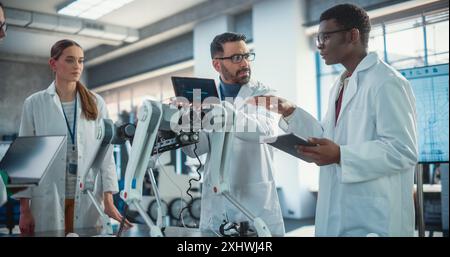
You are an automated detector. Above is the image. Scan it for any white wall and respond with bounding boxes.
[193,15,232,79]
[253,0,319,219]
[0,60,53,138]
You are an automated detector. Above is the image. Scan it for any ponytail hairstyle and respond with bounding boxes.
[50,39,98,120]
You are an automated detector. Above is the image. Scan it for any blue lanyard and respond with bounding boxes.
[61,97,77,147]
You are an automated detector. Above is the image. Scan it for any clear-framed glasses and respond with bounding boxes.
[316,28,353,47]
[0,22,7,33]
[214,52,255,64]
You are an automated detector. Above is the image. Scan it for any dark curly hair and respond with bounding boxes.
[320,4,371,48]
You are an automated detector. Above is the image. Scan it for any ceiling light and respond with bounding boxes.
[57,0,134,20]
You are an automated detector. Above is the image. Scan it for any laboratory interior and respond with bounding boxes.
[0,0,448,238]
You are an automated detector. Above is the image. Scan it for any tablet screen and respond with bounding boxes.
[171,76,219,104]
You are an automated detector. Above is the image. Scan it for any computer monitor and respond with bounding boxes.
[401,64,449,163]
[171,76,220,104]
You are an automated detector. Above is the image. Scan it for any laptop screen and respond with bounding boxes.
[0,135,66,185]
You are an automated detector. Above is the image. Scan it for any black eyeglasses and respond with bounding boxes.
[214,52,255,64]
[0,22,7,33]
[316,28,353,46]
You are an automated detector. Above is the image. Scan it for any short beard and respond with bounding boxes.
[220,64,251,85]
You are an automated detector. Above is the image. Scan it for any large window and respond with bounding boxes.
[95,66,194,176]
[385,16,426,69]
[426,10,450,65]
[96,67,193,123]
[315,9,449,120]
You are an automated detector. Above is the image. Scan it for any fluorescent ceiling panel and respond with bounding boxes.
[58,0,134,20]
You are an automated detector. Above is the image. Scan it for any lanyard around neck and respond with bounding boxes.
[61,96,77,146]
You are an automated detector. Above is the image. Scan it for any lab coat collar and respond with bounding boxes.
[45,81,81,118]
[338,52,379,82]
[334,52,379,127]
[45,81,58,96]
[352,52,379,74]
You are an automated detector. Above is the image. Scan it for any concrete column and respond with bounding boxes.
[193,15,232,80]
[0,59,52,138]
[253,0,319,219]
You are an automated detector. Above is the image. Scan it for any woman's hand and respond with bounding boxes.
[103,192,133,229]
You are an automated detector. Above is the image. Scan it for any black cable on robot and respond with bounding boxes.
[178,143,203,224]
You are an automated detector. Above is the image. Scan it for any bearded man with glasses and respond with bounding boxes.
[182,32,285,236]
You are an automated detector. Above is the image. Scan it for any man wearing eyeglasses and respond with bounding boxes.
[0,2,7,41]
[254,4,418,237]
[182,32,285,236]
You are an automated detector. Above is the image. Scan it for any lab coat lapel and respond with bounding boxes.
[335,76,357,126]
[46,82,65,117]
[325,79,341,137]
[75,92,83,158]
[335,53,379,126]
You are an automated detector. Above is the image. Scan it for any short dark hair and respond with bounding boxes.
[0,2,4,9]
[320,4,371,47]
[210,32,246,59]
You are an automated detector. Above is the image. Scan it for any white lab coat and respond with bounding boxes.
[183,81,285,236]
[13,82,119,233]
[280,53,418,236]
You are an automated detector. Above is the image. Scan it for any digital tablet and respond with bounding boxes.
[263,133,317,162]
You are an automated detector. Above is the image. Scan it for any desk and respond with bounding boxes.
[23,224,216,237]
